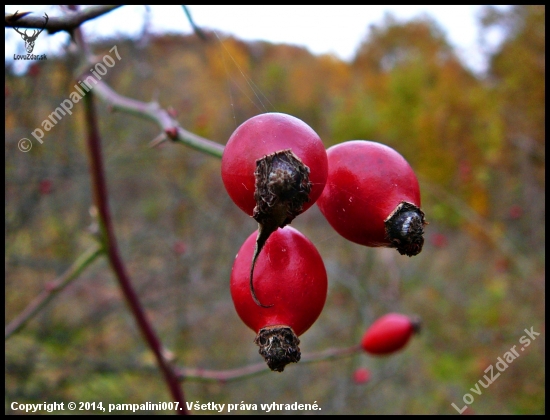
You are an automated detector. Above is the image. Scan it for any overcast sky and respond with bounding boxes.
[5,5,510,75]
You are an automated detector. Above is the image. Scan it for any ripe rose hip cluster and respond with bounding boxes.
[221,113,425,372]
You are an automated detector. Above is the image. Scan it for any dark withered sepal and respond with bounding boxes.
[254,325,301,372]
[384,201,426,257]
[249,150,312,307]
[253,149,311,226]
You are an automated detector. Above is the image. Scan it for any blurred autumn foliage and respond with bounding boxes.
[5,5,544,414]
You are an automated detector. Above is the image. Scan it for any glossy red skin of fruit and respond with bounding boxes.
[230,226,327,337]
[361,313,414,355]
[317,140,421,247]
[221,112,328,217]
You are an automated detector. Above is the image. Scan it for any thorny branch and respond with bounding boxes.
[5,244,104,340]
[177,345,362,382]
[182,5,207,40]
[91,81,224,158]
[4,6,121,35]
[83,90,188,414]
[67,5,188,412]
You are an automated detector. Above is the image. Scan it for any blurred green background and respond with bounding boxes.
[5,5,544,414]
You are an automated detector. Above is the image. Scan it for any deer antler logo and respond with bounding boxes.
[12,11,49,54]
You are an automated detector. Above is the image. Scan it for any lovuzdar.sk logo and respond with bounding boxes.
[11,10,49,60]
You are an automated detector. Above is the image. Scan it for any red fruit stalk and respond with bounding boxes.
[317,140,426,256]
[361,313,421,355]
[222,113,328,306]
[230,226,327,372]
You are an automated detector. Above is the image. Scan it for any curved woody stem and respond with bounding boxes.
[84,90,187,415]
[4,6,121,35]
[5,244,104,340]
[177,345,362,382]
[91,81,224,159]
[65,6,189,411]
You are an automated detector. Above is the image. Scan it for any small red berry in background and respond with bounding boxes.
[458,160,472,183]
[353,367,371,385]
[431,232,448,249]
[508,205,523,220]
[27,62,41,78]
[39,179,53,195]
[230,226,327,372]
[361,313,420,356]
[222,112,328,306]
[173,240,187,255]
[494,258,510,273]
[317,140,426,257]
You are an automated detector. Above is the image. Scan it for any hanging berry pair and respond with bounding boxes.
[222,112,328,307]
[223,113,328,372]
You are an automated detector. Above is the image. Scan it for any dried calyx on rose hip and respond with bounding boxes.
[317,140,426,256]
[254,325,301,372]
[250,149,312,308]
[230,226,327,372]
[361,313,421,355]
[222,113,328,306]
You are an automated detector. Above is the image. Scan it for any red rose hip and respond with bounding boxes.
[317,140,426,256]
[230,226,328,372]
[222,113,328,306]
[361,313,420,355]
[221,113,327,218]
[353,367,371,384]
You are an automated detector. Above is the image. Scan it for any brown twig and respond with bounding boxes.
[182,5,207,40]
[67,5,190,412]
[5,6,121,35]
[177,345,362,382]
[5,244,104,340]
[91,80,224,158]
[83,90,188,415]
